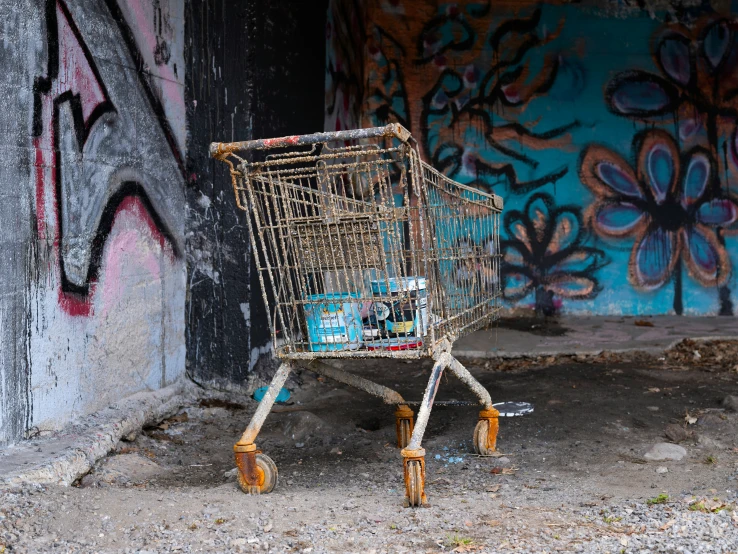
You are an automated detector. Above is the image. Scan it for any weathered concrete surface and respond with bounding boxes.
[453,316,738,359]
[185,0,328,389]
[1,0,187,446]
[0,0,41,449]
[0,377,197,487]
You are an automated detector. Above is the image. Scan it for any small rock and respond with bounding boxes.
[698,414,724,427]
[646,406,659,412]
[79,474,99,488]
[223,468,238,479]
[656,466,668,474]
[722,395,738,413]
[697,435,725,450]
[231,538,247,547]
[497,456,511,466]
[664,424,691,443]
[644,442,687,462]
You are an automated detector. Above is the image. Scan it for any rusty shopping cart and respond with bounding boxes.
[211,124,507,506]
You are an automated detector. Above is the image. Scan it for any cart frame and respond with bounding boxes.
[211,124,504,506]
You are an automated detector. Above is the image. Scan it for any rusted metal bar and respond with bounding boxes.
[446,355,494,409]
[403,352,451,452]
[210,123,412,158]
[302,359,407,405]
[236,362,293,446]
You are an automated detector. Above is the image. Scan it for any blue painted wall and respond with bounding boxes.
[326,0,738,315]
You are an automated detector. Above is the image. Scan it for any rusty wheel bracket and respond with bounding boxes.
[234,443,265,494]
[395,405,415,448]
[478,408,500,452]
[402,455,427,507]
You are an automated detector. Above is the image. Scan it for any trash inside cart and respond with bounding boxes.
[211,123,528,506]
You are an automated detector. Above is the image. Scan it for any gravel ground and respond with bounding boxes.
[2,355,738,553]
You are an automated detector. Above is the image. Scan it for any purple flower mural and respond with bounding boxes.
[605,17,738,154]
[593,14,738,314]
[580,129,738,310]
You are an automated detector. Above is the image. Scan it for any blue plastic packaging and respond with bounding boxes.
[253,386,291,403]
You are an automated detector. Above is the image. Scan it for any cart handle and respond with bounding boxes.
[210,123,412,159]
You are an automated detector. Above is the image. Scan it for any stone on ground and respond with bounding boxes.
[643,443,687,462]
[722,395,738,413]
[663,424,691,443]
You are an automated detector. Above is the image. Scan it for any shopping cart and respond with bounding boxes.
[211,124,506,506]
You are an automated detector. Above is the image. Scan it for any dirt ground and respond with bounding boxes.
[3,352,738,553]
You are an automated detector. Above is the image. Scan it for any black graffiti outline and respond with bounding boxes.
[499,192,609,308]
[32,0,182,298]
[325,0,366,125]
[366,25,410,129]
[417,8,579,195]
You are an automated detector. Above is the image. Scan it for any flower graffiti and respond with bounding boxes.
[605,17,738,171]
[596,13,738,314]
[420,7,581,195]
[500,192,608,314]
[355,2,582,195]
[580,129,738,308]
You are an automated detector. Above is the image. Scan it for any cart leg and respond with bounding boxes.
[446,355,499,455]
[234,362,292,494]
[304,360,406,405]
[401,352,451,507]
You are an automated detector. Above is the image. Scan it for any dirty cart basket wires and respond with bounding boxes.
[211,123,504,359]
[211,124,508,507]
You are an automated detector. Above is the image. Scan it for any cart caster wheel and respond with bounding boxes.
[395,406,414,449]
[403,459,426,507]
[236,453,278,495]
[473,417,499,456]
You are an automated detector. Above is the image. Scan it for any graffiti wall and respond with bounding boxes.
[0,0,186,445]
[326,0,738,316]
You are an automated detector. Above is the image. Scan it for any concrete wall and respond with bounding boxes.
[326,0,738,316]
[0,0,186,445]
[185,0,328,389]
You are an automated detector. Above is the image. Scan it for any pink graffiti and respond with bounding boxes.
[100,196,172,316]
[121,0,185,146]
[34,0,173,317]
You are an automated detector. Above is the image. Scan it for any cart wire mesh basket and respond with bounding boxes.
[211,124,509,506]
